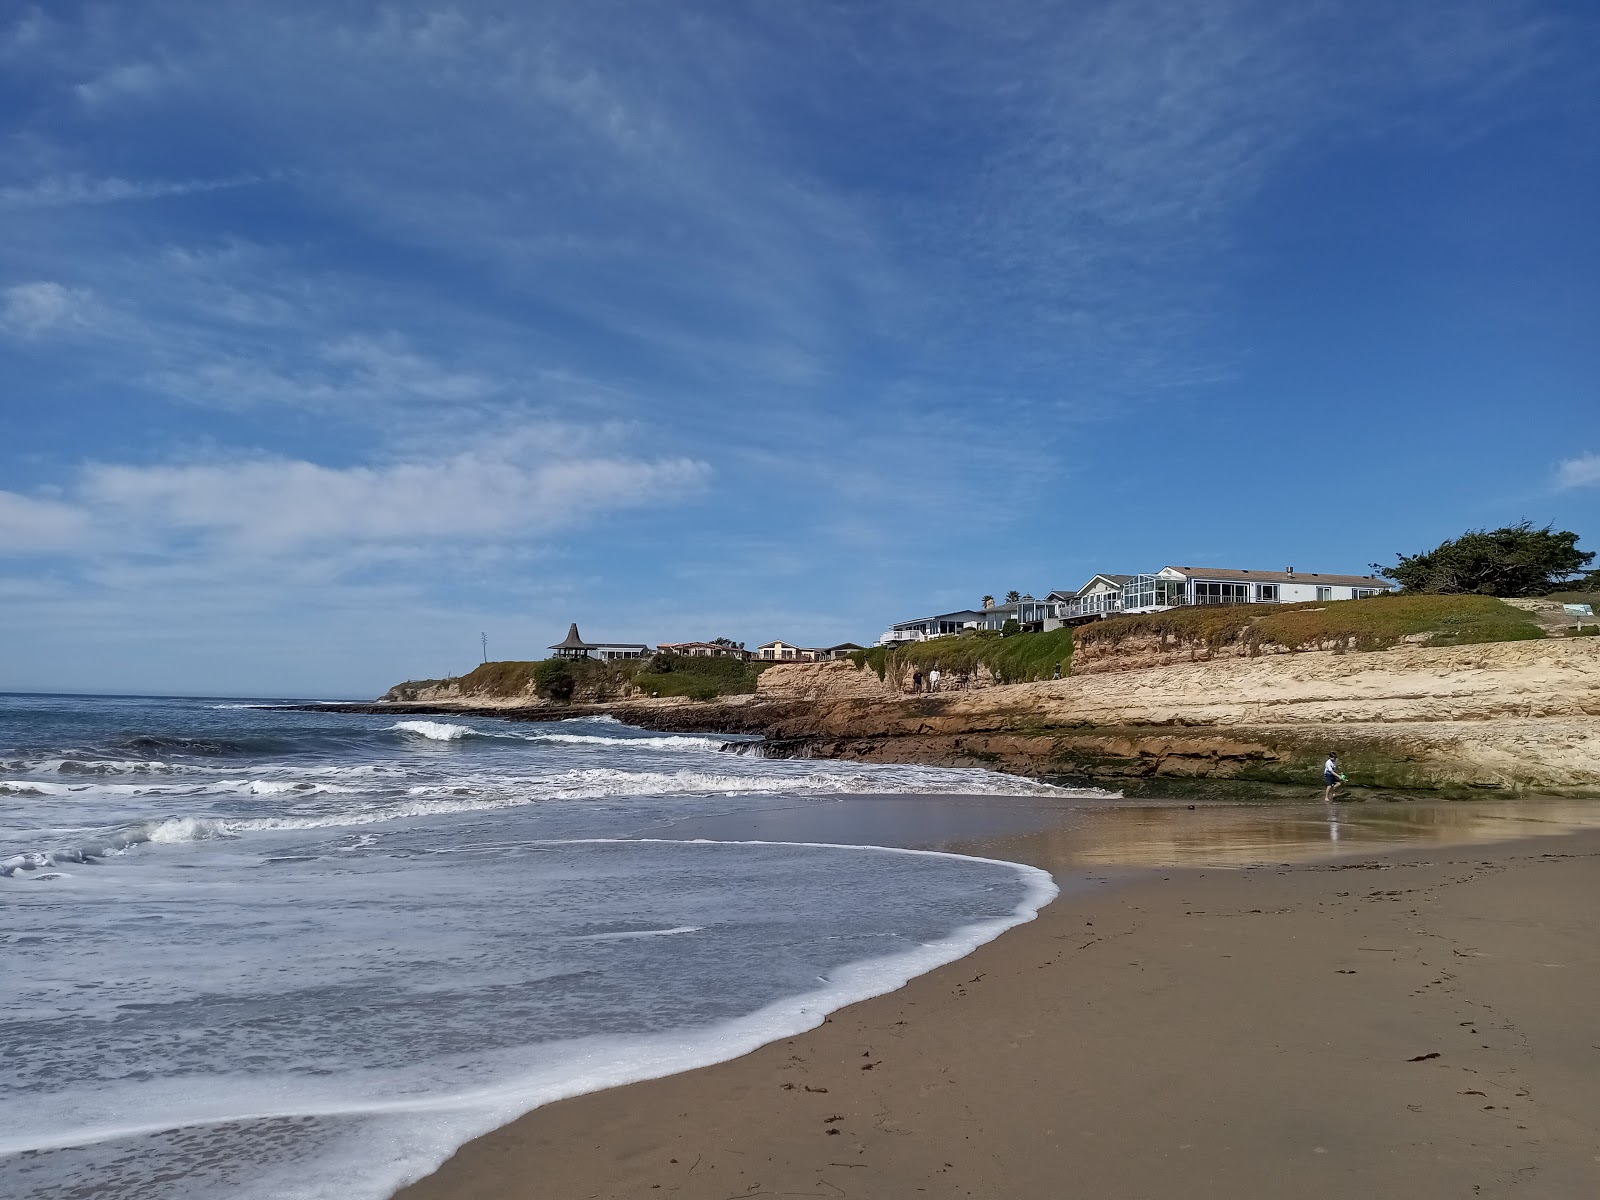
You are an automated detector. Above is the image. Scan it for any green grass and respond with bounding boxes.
[633,655,774,700]
[848,627,1074,683]
[384,677,454,701]
[1075,593,1545,655]
[452,660,542,697]
[402,654,776,703]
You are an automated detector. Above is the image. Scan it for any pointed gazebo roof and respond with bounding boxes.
[550,622,596,651]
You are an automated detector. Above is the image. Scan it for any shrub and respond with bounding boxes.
[632,653,772,699]
[532,659,576,702]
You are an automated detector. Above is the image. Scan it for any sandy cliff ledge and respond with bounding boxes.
[734,639,1600,793]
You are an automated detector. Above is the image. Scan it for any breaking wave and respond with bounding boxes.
[389,721,733,754]
[390,720,481,741]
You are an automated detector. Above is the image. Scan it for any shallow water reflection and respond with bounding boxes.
[642,792,1600,871]
[984,796,1600,870]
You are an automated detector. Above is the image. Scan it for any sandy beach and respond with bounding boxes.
[395,809,1600,1200]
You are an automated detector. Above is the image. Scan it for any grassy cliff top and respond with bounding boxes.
[1075,593,1545,653]
[385,653,773,703]
[848,628,1074,683]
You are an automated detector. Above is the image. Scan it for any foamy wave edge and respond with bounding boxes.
[0,837,1056,1200]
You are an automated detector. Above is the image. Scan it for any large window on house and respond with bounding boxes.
[1081,589,1121,614]
[1354,588,1383,598]
[1120,576,1187,610]
[1316,586,1334,601]
[1193,581,1251,605]
[1256,584,1279,602]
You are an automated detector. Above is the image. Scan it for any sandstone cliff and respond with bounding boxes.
[731,640,1600,793]
[352,638,1600,795]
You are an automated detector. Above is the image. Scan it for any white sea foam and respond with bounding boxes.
[0,838,1055,1200]
[568,924,703,941]
[1,757,182,775]
[528,732,729,752]
[390,720,480,741]
[0,779,74,796]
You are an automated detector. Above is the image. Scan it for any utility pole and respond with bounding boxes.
[481,631,488,664]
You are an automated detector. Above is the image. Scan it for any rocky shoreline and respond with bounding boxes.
[291,637,1600,796]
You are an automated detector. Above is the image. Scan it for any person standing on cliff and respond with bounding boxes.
[1323,753,1347,802]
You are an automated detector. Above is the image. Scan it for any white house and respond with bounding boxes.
[878,609,989,644]
[879,592,1081,644]
[1147,566,1390,608]
[1071,574,1135,619]
[549,624,652,661]
[757,640,812,661]
[1066,567,1392,619]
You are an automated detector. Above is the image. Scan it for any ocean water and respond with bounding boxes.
[0,693,1072,1200]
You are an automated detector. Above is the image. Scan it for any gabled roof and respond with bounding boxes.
[826,642,866,652]
[1162,566,1391,588]
[549,622,595,650]
[1045,590,1077,601]
[1078,573,1133,592]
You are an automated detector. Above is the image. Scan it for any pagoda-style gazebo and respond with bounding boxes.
[549,623,597,661]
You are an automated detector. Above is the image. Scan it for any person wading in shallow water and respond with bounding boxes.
[1323,753,1347,802]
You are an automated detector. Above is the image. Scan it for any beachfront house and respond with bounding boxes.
[548,624,651,662]
[756,640,861,661]
[656,640,750,660]
[757,640,806,661]
[1071,575,1135,619]
[878,609,990,645]
[880,565,1394,642]
[1063,567,1393,620]
[877,592,1080,645]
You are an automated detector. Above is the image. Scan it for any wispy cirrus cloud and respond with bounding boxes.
[0,173,263,207]
[1,0,1593,694]
[0,281,93,336]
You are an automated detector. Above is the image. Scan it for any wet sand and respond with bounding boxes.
[394,799,1600,1199]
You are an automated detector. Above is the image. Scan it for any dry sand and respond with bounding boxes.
[394,824,1600,1200]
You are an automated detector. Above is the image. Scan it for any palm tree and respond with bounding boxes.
[1005,590,1021,603]
[981,594,995,607]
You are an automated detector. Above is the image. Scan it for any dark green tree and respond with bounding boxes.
[1000,618,1022,637]
[1568,569,1600,594]
[1004,590,1021,603]
[1372,523,1593,597]
[533,659,576,701]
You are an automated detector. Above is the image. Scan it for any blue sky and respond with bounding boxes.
[2,0,1597,697]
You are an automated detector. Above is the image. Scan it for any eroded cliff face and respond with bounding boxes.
[738,640,1600,793]
[361,640,1600,794]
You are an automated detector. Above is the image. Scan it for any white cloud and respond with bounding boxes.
[0,281,90,336]
[0,173,261,207]
[79,445,709,552]
[74,60,174,107]
[1555,452,1600,490]
[0,490,94,550]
